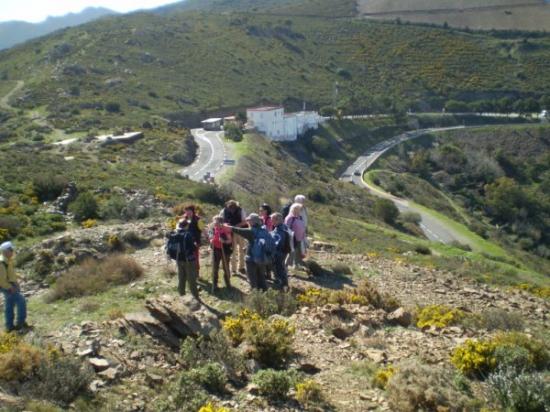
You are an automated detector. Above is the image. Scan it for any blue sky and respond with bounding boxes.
[1,0,177,23]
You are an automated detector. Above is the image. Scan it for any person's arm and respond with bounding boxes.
[230,226,254,242]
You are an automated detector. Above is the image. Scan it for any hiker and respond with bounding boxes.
[208,216,232,292]
[285,203,306,268]
[0,241,28,332]
[167,219,199,299]
[293,194,309,233]
[220,200,247,275]
[270,213,291,289]
[259,203,273,231]
[259,203,274,279]
[181,204,204,271]
[225,213,273,291]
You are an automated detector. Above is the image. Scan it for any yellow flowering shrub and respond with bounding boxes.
[81,219,97,229]
[295,379,325,409]
[513,283,550,299]
[222,309,262,345]
[0,333,20,354]
[297,288,331,306]
[297,284,393,309]
[198,402,231,412]
[373,365,396,389]
[416,305,465,329]
[0,339,43,381]
[223,309,295,368]
[451,339,497,377]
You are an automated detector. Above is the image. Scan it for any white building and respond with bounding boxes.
[246,106,323,141]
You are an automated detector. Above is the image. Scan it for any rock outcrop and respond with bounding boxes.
[117,295,221,349]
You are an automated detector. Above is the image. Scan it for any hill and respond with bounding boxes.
[0,7,549,136]
[0,7,116,51]
[357,0,550,31]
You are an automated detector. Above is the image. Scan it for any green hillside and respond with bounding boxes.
[0,6,549,136]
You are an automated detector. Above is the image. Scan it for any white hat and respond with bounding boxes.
[0,241,14,252]
[294,195,306,204]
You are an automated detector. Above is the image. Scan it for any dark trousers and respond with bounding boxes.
[212,247,232,288]
[177,260,199,298]
[273,254,289,288]
[245,261,267,291]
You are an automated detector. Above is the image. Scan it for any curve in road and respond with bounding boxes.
[182,128,230,182]
[340,126,473,245]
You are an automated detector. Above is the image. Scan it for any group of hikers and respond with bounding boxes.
[166,195,310,299]
[0,195,310,332]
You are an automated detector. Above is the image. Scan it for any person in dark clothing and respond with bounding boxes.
[270,213,290,289]
[220,200,247,275]
[172,219,199,298]
[208,216,233,292]
[181,205,204,272]
[225,213,268,291]
[259,203,273,280]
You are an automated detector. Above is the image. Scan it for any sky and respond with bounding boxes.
[0,0,178,23]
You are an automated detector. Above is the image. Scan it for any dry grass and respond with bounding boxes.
[46,254,144,301]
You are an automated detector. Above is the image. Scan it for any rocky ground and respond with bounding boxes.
[4,221,549,411]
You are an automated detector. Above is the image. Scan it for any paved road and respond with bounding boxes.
[340,127,473,244]
[181,128,230,182]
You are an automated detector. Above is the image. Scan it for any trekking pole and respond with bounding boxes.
[220,241,230,281]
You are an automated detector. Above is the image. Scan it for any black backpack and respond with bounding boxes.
[166,230,195,261]
[281,202,292,219]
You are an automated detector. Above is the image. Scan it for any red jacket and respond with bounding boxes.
[210,226,232,249]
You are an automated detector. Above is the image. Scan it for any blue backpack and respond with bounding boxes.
[166,230,195,261]
[250,227,275,265]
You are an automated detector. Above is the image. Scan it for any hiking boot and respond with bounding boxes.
[14,322,32,331]
[238,268,246,274]
[211,285,219,294]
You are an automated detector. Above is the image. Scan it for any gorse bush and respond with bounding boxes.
[487,368,549,412]
[47,255,144,301]
[386,359,470,412]
[451,332,548,377]
[0,339,42,382]
[243,289,298,318]
[373,365,395,389]
[222,310,295,368]
[295,379,326,410]
[198,403,232,412]
[416,305,465,329]
[297,280,400,312]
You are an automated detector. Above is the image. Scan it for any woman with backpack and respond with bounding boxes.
[270,213,291,289]
[208,216,233,293]
[285,203,306,269]
[181,205,205,272]
[224,213,271,291]
[167,219,200,299]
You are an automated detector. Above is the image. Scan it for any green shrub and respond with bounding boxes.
[165,379,208,412]
[493,345,531,373]
[252,369,293,399]
[32,175,68,202]
[414,244,431,255]
[30,213,66,236]
[488,368,549,412]
[179,331,245,379]
[26,356,93,406]
[386,359,470,412]
[47,255,144,301]
[373,198,399,224]
[401,212,421,224]
[69,192,98,222]
[180,362,227,394]
[105,102,121,113]
[243,289,298,318]
[224,123,243,142]
[479,308,524,331]
[100,195,126,220]
[193,185,224,205]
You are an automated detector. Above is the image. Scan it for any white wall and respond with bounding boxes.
[247,108,323,141]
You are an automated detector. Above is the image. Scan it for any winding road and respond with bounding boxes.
[181,128,231,182]
[340,127,473,245]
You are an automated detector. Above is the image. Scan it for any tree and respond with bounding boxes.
[374,198,399,224]
[485,177,525,222]
[444,100,469,113]
[224,123,243,142]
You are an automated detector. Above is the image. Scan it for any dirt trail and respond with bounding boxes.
[0,80,24,110]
